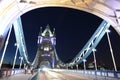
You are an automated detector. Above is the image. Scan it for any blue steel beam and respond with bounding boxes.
[67,21,110,67]
[13,17,29,64]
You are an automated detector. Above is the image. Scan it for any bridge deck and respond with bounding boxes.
[0,72,89,80]
[37,70,90,80]
[0,69,120,80]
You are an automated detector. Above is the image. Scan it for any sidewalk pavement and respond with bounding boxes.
[0,73,33,80]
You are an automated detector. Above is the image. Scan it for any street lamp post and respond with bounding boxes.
[71,66,73,69]
[83,59,86,70]
[24,63,26,69]
[76,64,78,70]
[19,57,23,69]
[12,43,19,69]
[92,48,97,71]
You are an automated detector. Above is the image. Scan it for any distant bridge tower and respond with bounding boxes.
[32,25,56,68]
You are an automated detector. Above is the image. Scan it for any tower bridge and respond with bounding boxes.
[0,0,120,80]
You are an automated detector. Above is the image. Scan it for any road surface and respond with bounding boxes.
[37,69,91,80]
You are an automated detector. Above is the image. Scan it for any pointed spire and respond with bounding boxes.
[40,27,42,33]
[41,24,54,37]
[53,28,56,37]
[44,24,50,37]
[39,27,42,35]
[46,24,50,30]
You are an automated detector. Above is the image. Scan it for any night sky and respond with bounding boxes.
[0,7,120,69]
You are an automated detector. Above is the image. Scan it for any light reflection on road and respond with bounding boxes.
[38,69,89,80]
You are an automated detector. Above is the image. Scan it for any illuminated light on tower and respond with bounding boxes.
[38,27,43,44]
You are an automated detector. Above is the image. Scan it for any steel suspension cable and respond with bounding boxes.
[0,26,12,69]
[106,29,117,71]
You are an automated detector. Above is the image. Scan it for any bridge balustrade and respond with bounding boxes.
[52,69,120,79]
[0,69,25,78]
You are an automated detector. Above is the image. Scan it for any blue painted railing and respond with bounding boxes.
[52,69,120,79]
[0,68,25,78]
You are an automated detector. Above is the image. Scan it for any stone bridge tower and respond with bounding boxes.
[32,25,56,68]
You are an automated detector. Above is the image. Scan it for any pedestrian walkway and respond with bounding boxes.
[0,73,33,80]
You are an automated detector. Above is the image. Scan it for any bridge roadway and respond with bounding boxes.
[0,68,119,80]
[37,69,90,80]
[0,69,92,80]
